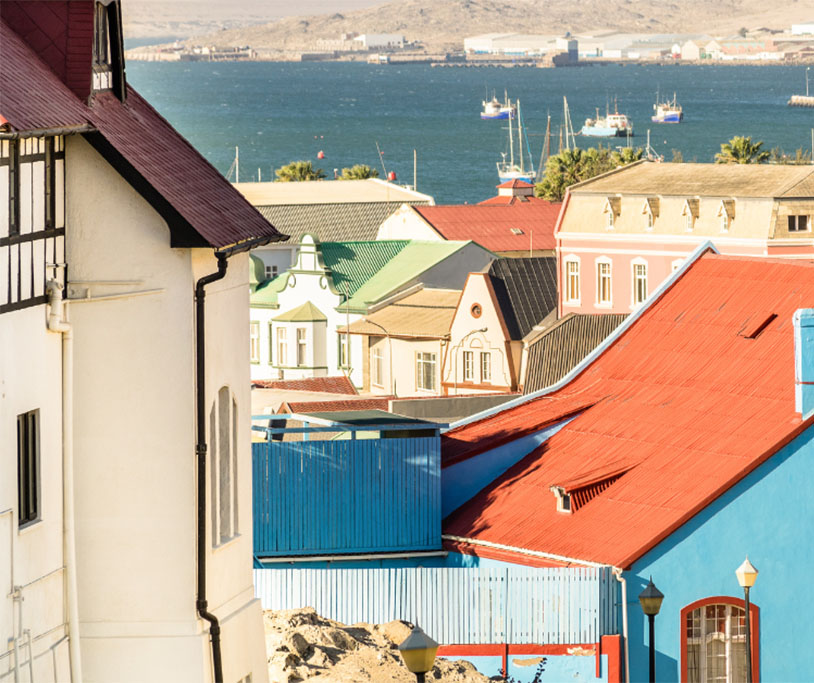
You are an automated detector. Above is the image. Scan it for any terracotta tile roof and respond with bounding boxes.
[343,289,460,338]
[523,314,627,394]
[279,397,393,414]
[413,202,561,252]
[443,253,814,568]
[487,257,558,339]
[251,376,357,394]
[1,19,283,250]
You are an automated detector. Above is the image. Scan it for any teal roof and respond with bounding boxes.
[251,272,289,308]
[343,240,476,311]
[249,254,266,293]
[319,240,409,297]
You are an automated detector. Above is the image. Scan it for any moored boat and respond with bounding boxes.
[651,93,683,123]
[581,110,633,138]
[481,92,516,120]
[496,99,536,183]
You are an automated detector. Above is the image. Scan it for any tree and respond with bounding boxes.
[274,160,326,182]
[769,146,812,165]
[714,136,770,164]
[534,145,644,201]
[338,164,379,180]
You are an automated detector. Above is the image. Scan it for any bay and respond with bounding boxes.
[128,61,814,204]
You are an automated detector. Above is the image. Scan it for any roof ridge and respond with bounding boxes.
[776,166,814,197]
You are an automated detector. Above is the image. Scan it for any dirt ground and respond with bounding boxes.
[264,608,491,682]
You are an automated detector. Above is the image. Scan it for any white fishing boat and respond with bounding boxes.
[481,91,516,120]
[651,92,683,123]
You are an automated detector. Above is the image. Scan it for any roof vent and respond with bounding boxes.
[551,470,628,513]
[510,228,524,235]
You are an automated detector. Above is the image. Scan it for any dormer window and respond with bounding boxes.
[642,197,659,231]
[682,199,699,232]
[93,3,113,92]
[718,200,735,233]
[604,197,620,230]
[550,486,572,514]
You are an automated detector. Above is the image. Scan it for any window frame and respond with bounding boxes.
[480,351,492,383]
[564,257,581,305]
[632,259,648,306]
[788,215,810,233]
[463,350,474,382]
[276,326,287,367]
[416,351,437,392]
[210,387,239,547]
[680,596,760,683]
[296,327,307,367]
[372,344,385,388]
[596,258,612,307]
[249,321,260,363]
[17,409,40,528]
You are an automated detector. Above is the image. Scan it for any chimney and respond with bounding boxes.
[794,309,814,418]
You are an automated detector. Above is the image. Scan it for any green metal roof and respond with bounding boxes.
[319,240,409,297]
[272,301,327,322]
[343,241,474,311]
[250,272,289,308]
[249,254,265,293]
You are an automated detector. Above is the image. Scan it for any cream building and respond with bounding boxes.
[557,161,814,316]
[1,4,280,682]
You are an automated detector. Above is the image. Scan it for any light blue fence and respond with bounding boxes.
[252,435,442,556]
[253,566,618,644]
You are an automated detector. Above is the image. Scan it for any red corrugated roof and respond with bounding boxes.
[414,201,561,252]
[280,397,392,414]
[497,180,534,189]
[443,254,814,568]
[252,376,358,394]
[1,18,282,249]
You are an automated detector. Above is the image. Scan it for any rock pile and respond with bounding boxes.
[264,608,490,682]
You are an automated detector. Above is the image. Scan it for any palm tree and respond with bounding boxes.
[715,136,770,164]
[535,146,644,201]
[274,160,327,182]
[339,164,379,180]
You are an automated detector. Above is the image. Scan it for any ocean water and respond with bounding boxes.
[127,61,814,204]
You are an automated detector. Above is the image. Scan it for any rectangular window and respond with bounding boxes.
[633,263,648,305]
[463,350,474,381]
[646,211,654,230]
[720,214,729,232]
[17,410,40,527]
[249,321,260,363]
[597,262,612,305]
[788,215,810,232]
[372,346,384,387]
[94,3,111,66]
[480,352,491,383]
[296,327,307,366]
[277,327,287,366]
[416,352,437,392]
[265,264,278,280]
[685,213,693,232]
[565,260,580,303]
[338,333,348,368]
[606,210,614,230]
[268,323,274,364]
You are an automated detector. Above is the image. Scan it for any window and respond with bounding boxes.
[296,328,307,366]
[267,323,274,364]
[265,264,278,280]
[463,350,474,381]
[480,352,492,383]
[416,352,437,392]
[210,387,238,546]
[338,333,349,369]
[720,213,729,232]
[683,599,758,683]
[633,262,648,305]
[276,327,287,366]
[249,321,260,363]
[17,410,40,527]
[596,261,612,305]
[646,209,654,230]
[93,2,111,67]
[565,259,580,304]
[606,209,614,230]
[788,215,810,232]
[685,212,694,232]
[372,346,384,387]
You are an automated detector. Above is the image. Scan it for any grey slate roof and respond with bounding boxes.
[523,313,627,394]
[257,201,429,244]
[488,257,558,340]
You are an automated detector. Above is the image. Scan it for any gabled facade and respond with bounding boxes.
[557,160,814,316]
[1,6,282,682]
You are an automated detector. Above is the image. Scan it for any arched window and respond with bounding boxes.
[681,597,759,683]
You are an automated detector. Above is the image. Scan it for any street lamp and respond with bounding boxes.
[398,625,439,683]
[638,577,664,683]
[736,557,758,683]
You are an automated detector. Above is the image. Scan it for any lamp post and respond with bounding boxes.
[398,625,439,683]
[638,577,664,683]
[736,557,758,683]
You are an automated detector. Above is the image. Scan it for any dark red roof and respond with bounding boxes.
[413,202,561,252]
[252,376,358,395]
[444,253,814,568]
[0,17,283,249]
[280,397,392,414]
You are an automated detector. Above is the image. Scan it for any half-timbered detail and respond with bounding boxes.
[0,135,65,314]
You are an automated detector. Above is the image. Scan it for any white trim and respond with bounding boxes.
[563,254,581,305]
[595,256,613,307]
[445,241,720,430]
[671,258,685,272]
[631,257,649,308]
[442,534,608,568]
[555,231,769,246]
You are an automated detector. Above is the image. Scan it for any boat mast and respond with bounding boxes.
[508,98,515,170]
[538,114,551,174]
[518,100,524,173]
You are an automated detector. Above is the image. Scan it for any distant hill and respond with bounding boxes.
[129,0,814,53]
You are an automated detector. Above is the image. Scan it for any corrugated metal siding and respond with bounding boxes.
[523,314,627,394]
[252,436,441,556]
[253,566,618,644]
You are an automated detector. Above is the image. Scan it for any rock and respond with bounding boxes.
[378,620,413,646]
[325,628,358,652]
[286,632,313,658]
[306,646,332,668]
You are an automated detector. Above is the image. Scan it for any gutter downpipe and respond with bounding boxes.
[612,567,630,683]
[195,252,228,683]
[46,280,82,683]
[194,235,279,683]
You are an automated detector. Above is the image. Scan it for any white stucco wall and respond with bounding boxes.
[0,306,71,682]
[376,204,441,241]
[63,135,266,683]
[368,335,446,396]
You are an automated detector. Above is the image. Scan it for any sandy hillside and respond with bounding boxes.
[264,607,490,682]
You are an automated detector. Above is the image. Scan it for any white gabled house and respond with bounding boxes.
[1,3,282,682]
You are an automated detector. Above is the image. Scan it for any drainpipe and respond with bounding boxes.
[46,280,82,683]
[612,567,630,683]
[195,253,228,683]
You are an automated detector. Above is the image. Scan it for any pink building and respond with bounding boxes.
[556,161,814,315]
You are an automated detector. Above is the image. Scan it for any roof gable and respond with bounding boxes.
[444,253,814,567]
[486,257,558,339]
[273,301,327,322]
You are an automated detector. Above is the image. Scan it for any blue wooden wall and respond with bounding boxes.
[252,435,441,556]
